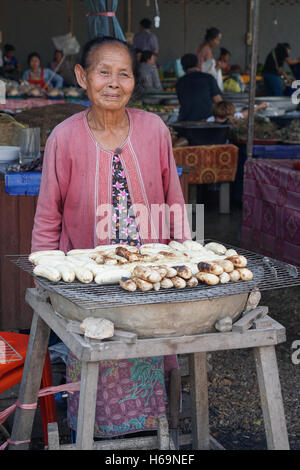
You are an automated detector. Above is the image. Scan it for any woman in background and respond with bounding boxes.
[218,47,231,74]
[138,50,162,91]
[196,27,224,91]
[262,43,300,96]
[50,49,77,87]
[23,52,63,90]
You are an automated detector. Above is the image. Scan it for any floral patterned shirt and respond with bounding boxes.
[111,154,141,248]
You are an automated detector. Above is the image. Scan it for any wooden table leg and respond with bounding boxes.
[219,182,230,214]
[253,345,290,450]
[188,352,209,450]
[75,361,99,450]
[9,311,51,450]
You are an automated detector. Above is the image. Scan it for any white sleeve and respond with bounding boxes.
[234,112,244,119]
[206,116,215,122]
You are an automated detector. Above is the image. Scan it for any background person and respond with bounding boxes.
[3,44,21,80]
[50,49,77,87]
[133,18,159,55]
[262,43,300,96]
[218,47,231,74]
[31,36,190,439]
[23,52,63,90]
[138,50,162,91]
[176,53,222,122]
[207,100,269,122]
[196,27,224,91]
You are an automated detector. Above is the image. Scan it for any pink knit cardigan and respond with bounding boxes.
[31,107,190,253]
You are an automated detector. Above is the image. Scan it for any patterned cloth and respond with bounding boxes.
[111,154,141,248]
[241,159,300,266]
[66,155,178,437]
[173,144,239,184]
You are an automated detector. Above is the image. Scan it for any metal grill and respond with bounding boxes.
[7,241,300,311]
[0,335,23,364]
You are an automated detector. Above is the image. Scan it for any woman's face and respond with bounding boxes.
[210,33,222,48]
[30,56,40,71]
[75,44,135,111]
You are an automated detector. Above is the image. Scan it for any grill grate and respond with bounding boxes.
[7,241,300,311]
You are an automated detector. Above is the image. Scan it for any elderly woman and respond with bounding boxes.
[197,27,224,91]
[23,52,63,90]
[31,37,190,439]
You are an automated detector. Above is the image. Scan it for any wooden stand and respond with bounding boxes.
[9,288,290,450]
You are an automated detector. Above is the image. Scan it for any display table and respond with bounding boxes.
[0,178,37,330]
[173,144,239,213]
[0,98,66,113]
[241,159,300,266]
[9,287,289,450]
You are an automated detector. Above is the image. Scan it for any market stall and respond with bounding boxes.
[173,144,239,214]
[0,98,67,113]
[241,158,300,266]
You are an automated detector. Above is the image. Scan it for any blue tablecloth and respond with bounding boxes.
[5,172,41,195]
[3,167,183,196]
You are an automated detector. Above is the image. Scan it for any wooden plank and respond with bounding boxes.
[253,346,290,450]
[47,422,60,450]
[26,288,89,360]
[18,192,37,328]
[9,311,51,450]
[219,182,230,214]
[0,179,20,329]
[60,435,159,450]
[26,288,285,362]
[189,352,209,449]
[232,306,268,333]
[75,361,99,450]
[66,320,137,343]
[254,316,273,329]
[0,179,38,329]
[209,435,226,450]
[157,414,170,450]
[179,433,225,450]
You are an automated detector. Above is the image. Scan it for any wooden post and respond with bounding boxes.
[9,312,51,450]
[106,0,115,37]
[66,0,74,35]
[75,361,100,450]
[253,346,290,450]
[246,0,260,160]
[188,352,210,449]
[127,0,132,34]
[157,414,170,450]
[219,182,230,214]
[183,0,188,54]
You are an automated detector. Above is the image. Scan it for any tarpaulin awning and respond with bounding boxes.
[85,0,125,41]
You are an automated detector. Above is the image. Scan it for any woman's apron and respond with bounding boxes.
[28,68,48,91]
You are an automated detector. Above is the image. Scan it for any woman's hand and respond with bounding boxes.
[257,101,269,111]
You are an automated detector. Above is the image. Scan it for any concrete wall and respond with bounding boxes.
[0,0,299,75]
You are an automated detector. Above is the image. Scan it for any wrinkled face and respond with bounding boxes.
[75,43,135,111]
[30,56,40,70]
[210,33,222,48]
